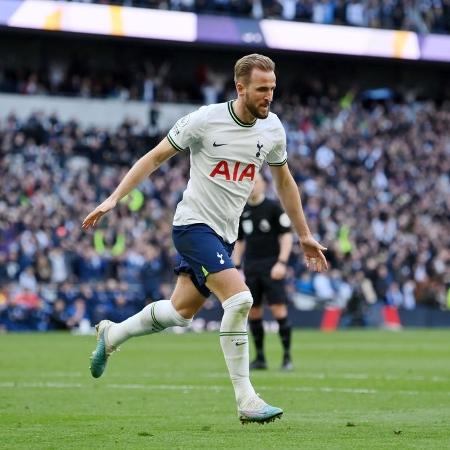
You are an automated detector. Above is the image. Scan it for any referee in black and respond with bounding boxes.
[234,173,294,371]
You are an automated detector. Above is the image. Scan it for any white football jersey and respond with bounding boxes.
[167,101,287,243]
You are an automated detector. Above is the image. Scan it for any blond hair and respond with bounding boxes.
[234,54,275,85]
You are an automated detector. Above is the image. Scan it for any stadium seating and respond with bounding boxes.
[1,94,449,331]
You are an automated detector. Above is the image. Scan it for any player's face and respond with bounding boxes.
[242,69,276,119]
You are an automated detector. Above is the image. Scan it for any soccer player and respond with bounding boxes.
[82,53,327,424]
[234,172,294,371]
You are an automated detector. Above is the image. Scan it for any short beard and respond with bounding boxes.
[245,100,270,119]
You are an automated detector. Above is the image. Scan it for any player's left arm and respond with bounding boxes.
[270,163,328,272]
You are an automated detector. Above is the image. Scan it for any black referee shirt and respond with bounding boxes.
[238,198,291,263]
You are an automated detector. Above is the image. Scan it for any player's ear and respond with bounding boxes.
[236,80,246,96]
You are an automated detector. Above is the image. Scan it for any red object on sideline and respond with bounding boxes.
[320,307,341,331]
[382,305,402,329]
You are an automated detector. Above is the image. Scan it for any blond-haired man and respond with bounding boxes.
[83,54,327,424]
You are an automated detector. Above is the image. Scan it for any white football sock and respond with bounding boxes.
[107,300,192,347]
[219,291,257,409]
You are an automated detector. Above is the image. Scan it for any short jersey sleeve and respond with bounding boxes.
[266,121,287,166]
[167,106,207,152]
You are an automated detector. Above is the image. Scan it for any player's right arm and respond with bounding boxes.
[82,137,178,229]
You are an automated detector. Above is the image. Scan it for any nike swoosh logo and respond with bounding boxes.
[235,342,247,346]
[213,142,227,147]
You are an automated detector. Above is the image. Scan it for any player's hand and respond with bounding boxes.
[271,262,287,280]
[81,197,117,230]
[300,235,328,272]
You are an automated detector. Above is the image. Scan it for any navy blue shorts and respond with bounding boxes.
[173,223,235,298]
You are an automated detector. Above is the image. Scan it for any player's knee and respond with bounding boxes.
[173,305,197,321]
[171,311,193,327]
[164,300,193,327]
[220,291,253,331]
[222,290,253,315]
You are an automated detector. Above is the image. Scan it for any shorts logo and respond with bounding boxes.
[217,252,224,264]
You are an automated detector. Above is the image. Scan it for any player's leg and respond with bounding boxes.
[171,223,282,423]
[264,277,293,371]
[90,274,205,378]
[107,273,204,345]
[246,276,267,370]
[206,268,282,423]
[269,303,293,370]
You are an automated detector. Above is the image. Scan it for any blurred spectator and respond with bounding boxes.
[295,272,315,295]
[346,0,366,26]
[7,287,43,331]
[313,0,335,24]
[140,244,165,301]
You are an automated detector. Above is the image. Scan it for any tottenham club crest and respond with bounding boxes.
[256,141,263,158]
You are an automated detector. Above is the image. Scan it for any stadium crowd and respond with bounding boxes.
[0,59,191,102]
[1,55,249,108]
[1,90,449,332]
[71,0,450,34]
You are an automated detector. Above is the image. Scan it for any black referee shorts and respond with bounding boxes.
[244,260,288,307]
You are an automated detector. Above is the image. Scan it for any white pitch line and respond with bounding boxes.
[105,383,379,395]
[204,372,450,383]
[32,370,447,383]
[0,381,447,397]
[0,382,83,388]
[104,384,416,396]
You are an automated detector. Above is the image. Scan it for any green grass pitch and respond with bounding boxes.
[1,329,449,449]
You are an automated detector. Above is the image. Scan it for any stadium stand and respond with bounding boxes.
[70,0,450,34]
[1,93,449,331]
[1,1,449,332]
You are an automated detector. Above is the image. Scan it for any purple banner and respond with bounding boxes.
[421,34,450,62]
[197,15,265,46]
[0,0,22,24]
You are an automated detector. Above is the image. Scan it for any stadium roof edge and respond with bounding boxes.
[0,0,449,63]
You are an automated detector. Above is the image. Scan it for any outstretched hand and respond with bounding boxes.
[300,235,328,272]
[81,197,117,230]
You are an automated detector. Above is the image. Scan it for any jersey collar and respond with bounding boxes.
[227,101,257,128]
